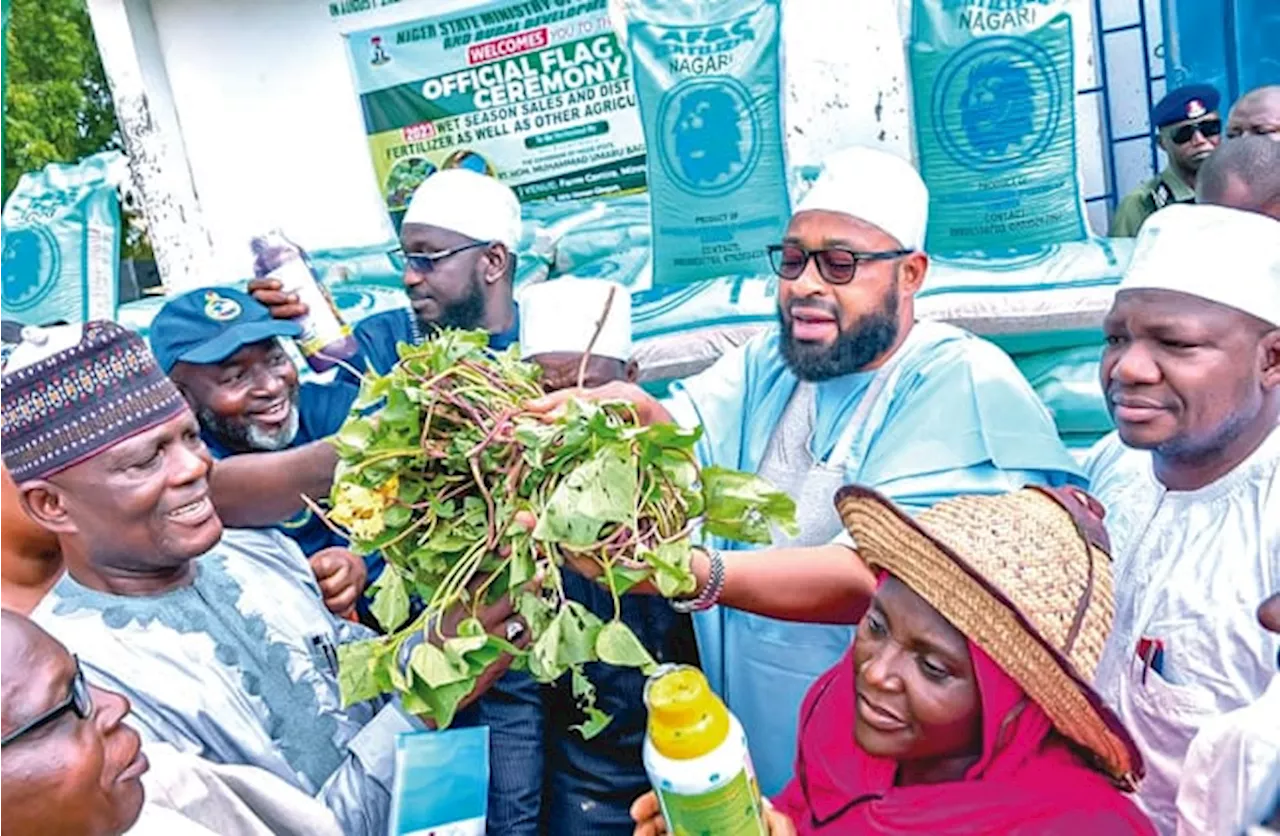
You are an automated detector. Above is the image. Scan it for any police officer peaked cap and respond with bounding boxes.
[1151,84,1221,128]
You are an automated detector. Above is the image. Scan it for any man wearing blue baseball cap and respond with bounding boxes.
[1111,83,1223,237]
[149,287,369,618]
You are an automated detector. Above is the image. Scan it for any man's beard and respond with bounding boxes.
[1150,405,1255,464]
[779,290,900,382]
[418,277,487,334]
[198,394,301,453]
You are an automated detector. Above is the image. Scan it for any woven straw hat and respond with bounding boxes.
[835,484,1144,786]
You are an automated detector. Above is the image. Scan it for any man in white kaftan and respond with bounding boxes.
[1086,204,1280,834]
[31,527,408,836]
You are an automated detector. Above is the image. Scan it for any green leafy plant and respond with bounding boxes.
[323,331,796,733]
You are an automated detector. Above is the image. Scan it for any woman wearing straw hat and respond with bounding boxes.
[632,486,1155,835]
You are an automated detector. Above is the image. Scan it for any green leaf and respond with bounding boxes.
[508,541,537,589]
[571,666,593,700]
[442,633,489,667]
[409,641,471,688]
[369,567,410,631]
[603,561,653,596]
[353,371,391,409]
[400,686,431,717]
[383,504,413,529]
[557,601,603,667]
[398,476,428,505]
[535,446,638,547]
[529,612,567,682]
[334,417,375,454]
[571,704,613,740]
[646,540,697,598]
[701,466,799,544]
[516,591,555,636]
[336,639,386,707]
[411,677,475,730]
[595,620,657,674]
[460,638,504,673]
[382,387,418,429]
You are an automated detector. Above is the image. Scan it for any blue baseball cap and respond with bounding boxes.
[149,287,301,373]
[1151,83,1221,128]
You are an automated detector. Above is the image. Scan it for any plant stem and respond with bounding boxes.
[577,284,618,389]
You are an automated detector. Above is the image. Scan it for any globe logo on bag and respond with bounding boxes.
[932,36,1062,172]
[657,78,761,197]
[1,226,61,313]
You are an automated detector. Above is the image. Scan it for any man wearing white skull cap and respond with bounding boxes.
[460,278,696,835]
[1085,203,1280,835]
[519,278,637,389]
[249,169,523,378]
[531,146,1082,794]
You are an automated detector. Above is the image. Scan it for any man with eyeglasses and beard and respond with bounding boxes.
[528,146,1082,796]
[248,168,522,378]
[1111,84,1223,237]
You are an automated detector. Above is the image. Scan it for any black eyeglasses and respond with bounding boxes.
[767,244,913,286]
[1167,118,1221,145]
[391,240,492,275]
[1,657,94,748]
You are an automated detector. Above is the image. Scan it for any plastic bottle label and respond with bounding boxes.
[269,260,352,358]
[656,770,767,836]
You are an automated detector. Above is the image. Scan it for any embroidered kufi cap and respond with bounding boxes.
[2,321,187,482]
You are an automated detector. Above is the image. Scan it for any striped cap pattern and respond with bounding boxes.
[2,321,187,482]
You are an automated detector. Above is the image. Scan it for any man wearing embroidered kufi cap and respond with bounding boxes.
[529,146,1083,794]
[249,168,523,378]
[1085,203,1280,833]
[1,322,524,836]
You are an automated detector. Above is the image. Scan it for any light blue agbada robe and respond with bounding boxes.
[664,320,1084,795]
[31,528,417,836]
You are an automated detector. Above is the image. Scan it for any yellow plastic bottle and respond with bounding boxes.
[643,665,767,836]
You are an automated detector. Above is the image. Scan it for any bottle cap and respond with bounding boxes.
[644,665,730,760]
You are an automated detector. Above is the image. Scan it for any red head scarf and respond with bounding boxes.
[771,638,1154,835]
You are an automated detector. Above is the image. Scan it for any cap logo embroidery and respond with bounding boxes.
[1186,99,1206,119]
[204,292,242,322]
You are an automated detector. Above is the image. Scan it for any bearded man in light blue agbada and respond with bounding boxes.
[662,147,1084,794]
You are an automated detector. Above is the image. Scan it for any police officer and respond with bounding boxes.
[1110,83,1223,237]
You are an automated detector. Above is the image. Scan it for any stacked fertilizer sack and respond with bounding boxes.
[115,190,1124,456]
[350,198,1128,453]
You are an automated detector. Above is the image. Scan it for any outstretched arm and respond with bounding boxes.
[696,544,875,625]
[209,440,338,528]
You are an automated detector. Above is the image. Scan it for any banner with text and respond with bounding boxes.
[345,0,648,228]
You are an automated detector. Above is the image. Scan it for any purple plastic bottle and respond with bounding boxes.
[250,230,357,373]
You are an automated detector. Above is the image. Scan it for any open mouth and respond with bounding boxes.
[166,496,214,525]
[789,307,839,342]
[857,693,909,733]
[251,399,292,427]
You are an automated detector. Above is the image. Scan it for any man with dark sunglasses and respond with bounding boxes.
[249,168,523,378]
[1111,83,1223,237]
[529,146,1082,796]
